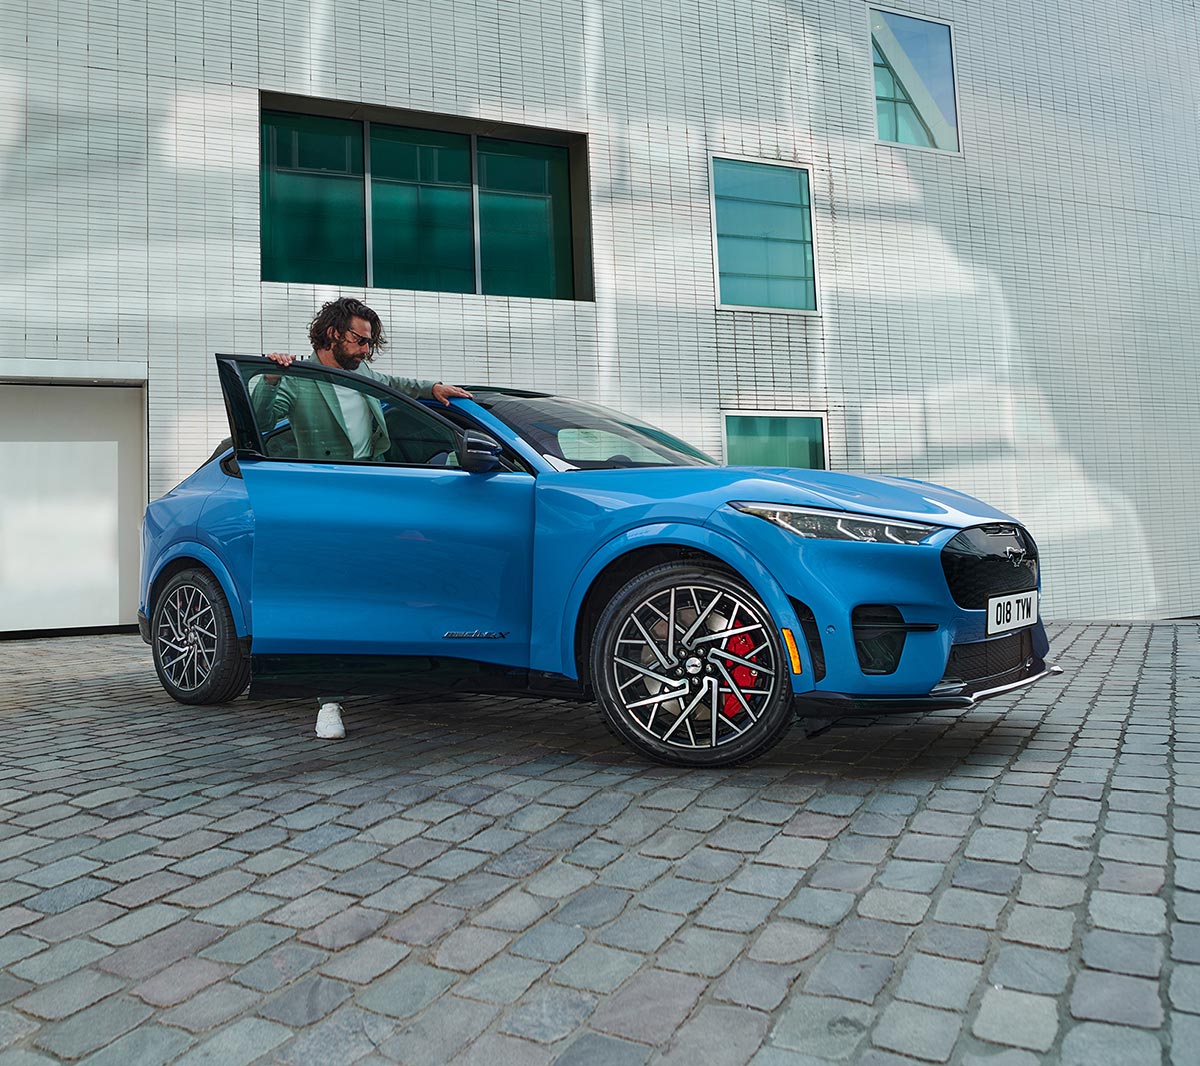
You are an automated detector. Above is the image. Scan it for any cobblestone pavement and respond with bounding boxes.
[0,623,1196,1065]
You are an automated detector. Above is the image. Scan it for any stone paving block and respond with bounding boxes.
[1089,890,1167,934]
[919,923,990,963]
[356,962,456,1019]
[590,969,705,1046]
[639,876,717,915]
[14,969,124,1021]
[1016,871,1086,908]
[23,877,112,915]
[376,995,496,1065]
[553,1031,651,1066]
[234,943,328,993]
[656,925,744,978]
[298,905,388,950]
[1069,970,1164,1028]
[674,847,743,883]
[433,926,511,972]
[895,953,980,1011]
[452,1031,554,1066]
[834,917,913,958]
[1098,833,1168,866]
[501,986,596,1044]
[257,974,353,1026]
[511,921,586,964]
[989,944,1071,994]
[555,886,631,928]
[1170,965,1200,1014]
[555,943,643,994]
[804,950,894,1004]
[973,988,1059,1052]
[173,1017,291,1066]
[33,994,153,1060]
[858,887,930,925]
[133,957,232,1007]
[659,1003,769,1066]
[457,954,548,1005]
[1059,1021,1164,1066]
[871,1000,961,1062]
[770,994,875,1059]
[474,888,552,932]
[748,921,827,965]
[596,905,684,952]
[779,887,854,927]
[74,1022,193,1066]
[952,859,1021,895]
[1097,860,1165,895]
[1081,928,1164,977]
[933,888,1007,929]
[199,922,293,965]
[383,902,465,946]
[1003,904,1075,950]
[434,872,514,910]
[697,889,777,933]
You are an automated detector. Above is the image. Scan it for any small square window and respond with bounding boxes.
[712,158,817,312]
[723,413,827,469]
[870,10,960,152]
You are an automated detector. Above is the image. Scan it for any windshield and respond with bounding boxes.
[471,391,716,470]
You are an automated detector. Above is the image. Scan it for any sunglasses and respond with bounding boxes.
[342,328,376,349]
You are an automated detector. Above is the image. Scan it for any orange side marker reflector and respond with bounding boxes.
[782,628,803,675]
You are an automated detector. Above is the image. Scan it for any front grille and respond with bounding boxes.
[941,524,1039,609]
[942,629,1034,687]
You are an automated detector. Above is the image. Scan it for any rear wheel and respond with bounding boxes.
[590,563,795,766]
[151,567,249,704]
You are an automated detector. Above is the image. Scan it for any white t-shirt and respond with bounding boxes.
[332,385,375,459]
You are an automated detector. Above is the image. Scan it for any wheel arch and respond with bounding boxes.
[559,524,809,688]
[146,543,249,637]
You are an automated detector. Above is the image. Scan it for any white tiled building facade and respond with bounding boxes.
[1,0,1197,625]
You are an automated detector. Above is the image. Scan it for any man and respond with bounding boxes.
[257,296,472,739]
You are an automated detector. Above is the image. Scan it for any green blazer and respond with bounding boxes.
[250,362,435,461]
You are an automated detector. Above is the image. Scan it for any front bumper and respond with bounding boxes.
[137,610,151,644]
[794,658,1061,717]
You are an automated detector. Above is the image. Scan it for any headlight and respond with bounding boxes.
[731,502,943,545]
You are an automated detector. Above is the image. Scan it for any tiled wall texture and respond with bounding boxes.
[1,0,1196,619]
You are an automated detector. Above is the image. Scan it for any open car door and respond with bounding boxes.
[215,354,535,694]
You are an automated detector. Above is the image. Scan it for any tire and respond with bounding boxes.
[151,567,250,705]
[590,562,795,766]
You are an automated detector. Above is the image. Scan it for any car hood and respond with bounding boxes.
[722,466,1018,527]
[535,465,1018,531]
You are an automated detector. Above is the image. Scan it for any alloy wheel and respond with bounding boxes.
[608,581,781,750]
[155,583,218,692]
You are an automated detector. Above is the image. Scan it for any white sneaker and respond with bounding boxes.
[315,702,345,740]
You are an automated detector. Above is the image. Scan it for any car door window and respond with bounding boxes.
[241,363,460,466]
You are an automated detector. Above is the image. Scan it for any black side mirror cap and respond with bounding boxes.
[458,429,503,473]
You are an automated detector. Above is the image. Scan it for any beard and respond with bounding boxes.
[331,338,367,371]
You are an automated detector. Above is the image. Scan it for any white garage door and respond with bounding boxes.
[0,384,146,632]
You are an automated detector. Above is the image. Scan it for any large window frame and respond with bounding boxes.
[867,5,964,157]
[708,153,820,317]
[721,410,830,470]
[260,93,594,301]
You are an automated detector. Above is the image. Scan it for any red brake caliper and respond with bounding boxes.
[721,625,758,718]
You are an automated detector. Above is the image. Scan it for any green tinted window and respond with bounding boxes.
[261,113,578,298]
[261,112,365,285]
[713,159,815,311]
[871,12,959,152]
[478,139,574,299]
[371,126,475,293]
[725,414,825,469]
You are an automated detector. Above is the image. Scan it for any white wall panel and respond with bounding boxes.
[0,0,1195,619]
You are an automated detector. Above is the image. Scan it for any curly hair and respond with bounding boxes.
[307,297,387,359]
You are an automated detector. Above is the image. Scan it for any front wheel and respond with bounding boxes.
[590,563,795,766]
[151,567,250,704]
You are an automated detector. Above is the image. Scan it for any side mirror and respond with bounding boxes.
[458,429,503,473]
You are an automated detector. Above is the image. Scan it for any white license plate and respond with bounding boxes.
[987,589,1038,635]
